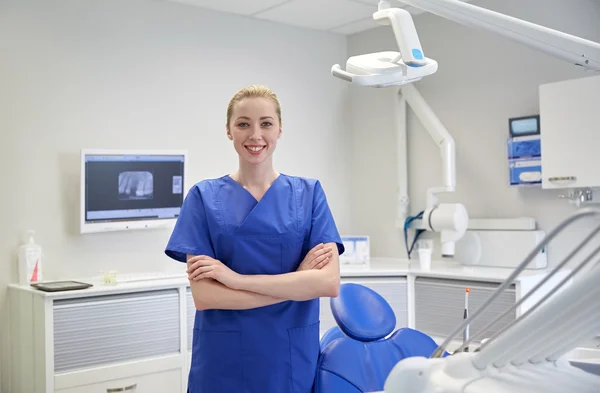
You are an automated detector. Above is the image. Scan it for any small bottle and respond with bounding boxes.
[18,230,43,285]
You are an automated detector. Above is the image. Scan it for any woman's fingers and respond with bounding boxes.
[315,256,331,269]
[189,266,214,280]
[310,249,333,269]
[187,258,217,273]
[187,261,203,274]
[310,246,332,261]
[187,255,209,264]
[307,243,325,259]
[194,271,215,281]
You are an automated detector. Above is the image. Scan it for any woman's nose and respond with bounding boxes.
[250,125,262,139]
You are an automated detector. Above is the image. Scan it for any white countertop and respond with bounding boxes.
[7,257,556,300]
[340,257,553,280]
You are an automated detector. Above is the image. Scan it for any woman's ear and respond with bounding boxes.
[226,127,233,140]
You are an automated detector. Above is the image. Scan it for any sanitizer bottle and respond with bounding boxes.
[18,230,43,285]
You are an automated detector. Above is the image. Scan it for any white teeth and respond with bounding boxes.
[247,146,264,152]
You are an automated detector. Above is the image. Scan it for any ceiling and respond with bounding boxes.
[163,0,427,35]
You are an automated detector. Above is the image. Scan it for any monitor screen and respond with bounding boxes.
[509,115,540,137]
[82,152,186,231]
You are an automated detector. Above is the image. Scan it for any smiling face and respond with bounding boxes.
[227,95,282,166]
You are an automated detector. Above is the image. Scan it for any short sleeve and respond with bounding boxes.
[164,184,216,263]
[308,181,345,256]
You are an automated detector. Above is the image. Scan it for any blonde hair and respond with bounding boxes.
[226,85,282,128]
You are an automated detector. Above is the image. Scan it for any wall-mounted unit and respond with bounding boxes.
[507,115,542,187]
[80,149,188,234]
[539,75,600,190]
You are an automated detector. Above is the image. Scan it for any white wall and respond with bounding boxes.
[347,0,600,263]
[0,1,350,390]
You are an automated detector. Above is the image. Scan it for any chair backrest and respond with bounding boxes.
[320,325,345,352]
[315,283,448,393]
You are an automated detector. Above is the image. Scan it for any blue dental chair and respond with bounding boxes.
[315,283,449,393]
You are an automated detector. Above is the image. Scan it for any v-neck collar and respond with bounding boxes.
[225,173,283,203]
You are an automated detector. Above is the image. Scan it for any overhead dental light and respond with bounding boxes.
[331,2,439,87]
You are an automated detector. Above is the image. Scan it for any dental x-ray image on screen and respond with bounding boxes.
[118,171,154,200]
[81,151,186,233]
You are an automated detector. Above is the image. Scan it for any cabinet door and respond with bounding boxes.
[320,277,408,337]
[414,277,516,341]
[53,289,181,373]
[540,75,600,189]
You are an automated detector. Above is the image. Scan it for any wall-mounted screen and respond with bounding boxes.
[509,115,540,137]
[80,149,187,234]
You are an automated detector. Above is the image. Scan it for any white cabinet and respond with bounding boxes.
[8,284,187,393]
[539,74,600,189]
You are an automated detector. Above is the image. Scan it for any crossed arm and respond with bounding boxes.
[187,242,340,311]
[187,274,286,311]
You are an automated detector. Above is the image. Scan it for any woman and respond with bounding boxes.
[164,85,345,393]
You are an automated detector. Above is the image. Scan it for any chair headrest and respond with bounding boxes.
[330,283,396,342]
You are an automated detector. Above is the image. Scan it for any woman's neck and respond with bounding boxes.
[234,159,279,189]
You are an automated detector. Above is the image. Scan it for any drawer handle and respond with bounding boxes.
[107,383,137,392]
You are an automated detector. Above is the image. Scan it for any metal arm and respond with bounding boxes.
[332,0,600,87]
[399,84,468,258]
[395,0,600,71]
[399,84,455,208]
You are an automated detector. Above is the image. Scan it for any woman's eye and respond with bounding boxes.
[262,122,272,127]
[238,122,249,127]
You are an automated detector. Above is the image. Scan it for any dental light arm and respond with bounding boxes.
[373,6,427,67]
[400,84,455,207]
[399,84,468,258]
[395,0,600,71]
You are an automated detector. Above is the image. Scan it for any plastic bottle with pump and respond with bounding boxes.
[18,230,43,285]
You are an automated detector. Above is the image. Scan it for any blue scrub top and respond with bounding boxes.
[165,174,344,393]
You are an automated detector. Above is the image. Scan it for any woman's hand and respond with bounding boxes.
[297,243,334,272]
[187,256,242,289]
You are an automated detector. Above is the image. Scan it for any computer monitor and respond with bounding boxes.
[80,149,188,234]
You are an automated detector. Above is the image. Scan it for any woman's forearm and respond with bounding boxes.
[190,278,286,311]
[186,254,285,310]
[234,266,340,301]
[234,242,341,301]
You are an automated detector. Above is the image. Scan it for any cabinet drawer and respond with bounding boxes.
[415,277,516,341]
[55,368,181,393]
[320,277,408,335]
[53,289,181,372]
